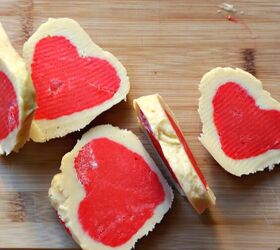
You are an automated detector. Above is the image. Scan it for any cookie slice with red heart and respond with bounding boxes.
[199,67,280,176]
[49,124,173,250]
[0,23,36,155]
[23,18,129,142]
[134,94,216,214]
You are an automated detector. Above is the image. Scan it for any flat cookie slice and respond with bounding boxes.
[0,23,36,155]
[49,125,173,250]
[199,67,280,176]
[23,18,129,142]
[134,94,215,214]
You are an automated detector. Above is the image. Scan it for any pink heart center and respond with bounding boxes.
[31,36,121,120]
[74,138,165,247]
[213,82,280,159]
[0,71,19,140]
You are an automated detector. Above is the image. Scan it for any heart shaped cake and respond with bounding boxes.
[49,125,173,250]
[134,94,215,214]
[23,18,129,142]
[0,23,36,155]
[199,67,280,176]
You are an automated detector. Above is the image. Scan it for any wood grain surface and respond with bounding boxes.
[0,0,280,249]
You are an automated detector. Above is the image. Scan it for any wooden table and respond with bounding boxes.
[0,0,280,249]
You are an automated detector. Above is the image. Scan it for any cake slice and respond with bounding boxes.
[49,125,173,250]
[134,94,215,214]
[198,67,280,176]
[0,23,36,155]
[23,18,129,142]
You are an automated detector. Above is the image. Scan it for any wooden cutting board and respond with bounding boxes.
[0,0,280,249]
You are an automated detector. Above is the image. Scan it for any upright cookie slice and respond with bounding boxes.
[0,23,36,155]
[134,94,215,214]
[49,125,173,250]
[23,18,129,142]
[199,67,280,176]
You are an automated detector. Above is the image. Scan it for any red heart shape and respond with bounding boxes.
[74,138,165,247]
[31,36,121,120]
[0,71,19,140]
[213,82,280,159]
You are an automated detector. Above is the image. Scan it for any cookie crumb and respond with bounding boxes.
[218,3,237,13]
